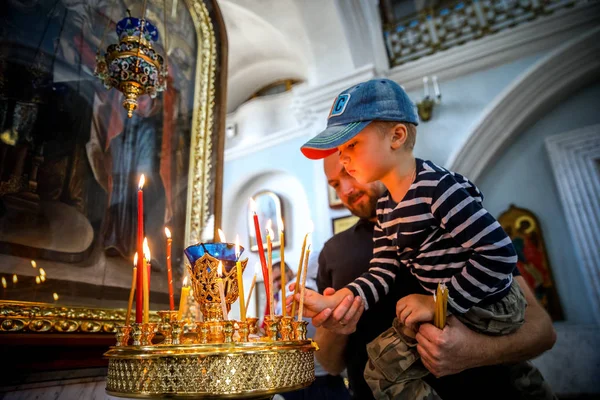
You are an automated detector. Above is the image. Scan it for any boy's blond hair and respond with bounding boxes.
[373,121,417,150]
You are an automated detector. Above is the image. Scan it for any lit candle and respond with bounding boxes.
[2,277,6,298]
[216,261,228,320]
[432,75,441,99]
[53,292,59,303]
[266,220,274,318]
[423,76,430,98]
[177,276,190,321]
[165,228,174,311]
[31,260,37,269]
[278,217,286,317]
[12,274,17,287]
[35,276,41,284]
[244,263,259,319]
[218,229,226,243]
[40,274,46,283]
[235,235,246,321]
[297,241,312,322]
[143,238,151,324]
[126,253,138,326]
[249,198,271,315]
[292,221,313,317]
[136,175,145,323]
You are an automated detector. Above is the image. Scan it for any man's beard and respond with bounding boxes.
[346,190,378,219]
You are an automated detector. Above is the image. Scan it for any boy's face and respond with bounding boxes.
[337,124,393,184]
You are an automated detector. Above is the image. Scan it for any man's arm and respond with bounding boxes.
[416,276,556,377]
[313,290,364,375]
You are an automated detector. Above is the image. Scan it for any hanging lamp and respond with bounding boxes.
[94,4,168,118]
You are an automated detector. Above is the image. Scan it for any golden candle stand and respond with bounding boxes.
[105,244,316,399]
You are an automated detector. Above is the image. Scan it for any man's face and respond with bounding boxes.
[324,153,385,219]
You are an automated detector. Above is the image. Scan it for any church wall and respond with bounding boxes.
[477,82,600,325]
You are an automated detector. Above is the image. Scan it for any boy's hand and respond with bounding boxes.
[396,294,435,330]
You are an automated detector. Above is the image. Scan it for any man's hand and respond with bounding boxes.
[416,316,483,377]
[311,287,364,334]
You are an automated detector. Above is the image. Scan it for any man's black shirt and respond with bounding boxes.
[317,219,523,400]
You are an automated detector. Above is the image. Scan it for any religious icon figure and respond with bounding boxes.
[499,204,564,321]
[247,191,284,252]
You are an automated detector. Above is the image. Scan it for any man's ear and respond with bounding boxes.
[390,124,407,150]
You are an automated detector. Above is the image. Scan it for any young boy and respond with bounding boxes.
[297,78,528,399]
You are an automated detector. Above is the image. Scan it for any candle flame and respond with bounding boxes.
[53,293,59,301]
[31,260,37,268]
[308,220,314,233]
[1,277,6,288]
[266,219,273,238]
[278,216,284,232]
[39,268,46,277]
[249,197,257,213]
[40,275,46,282]
[183,276,188,286]
[12,274,17,284]
[133,252,138,267]
[218,229,226,243]
[217,261,223,277]
[235,234,240,258]
[138,174,145,190]
[164,227,171,239]
[35,276,41,284]
[143,237,151,260]
[254,262,261,276]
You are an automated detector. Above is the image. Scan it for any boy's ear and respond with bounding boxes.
[390,124,407,150]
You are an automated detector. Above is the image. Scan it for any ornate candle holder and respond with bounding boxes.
[222,320,234,343]
[184,243,248,322]
[236,321,249,342]
[105,242,316,399]
[157,310,178,345]
[264,315,281,341]
[140,323,157,345]
[115,325,131,347]
[130,323,143,346]
[292,320,309,341]
[247,317,259,335]
[196,321,209,344]
[279,316,293,341]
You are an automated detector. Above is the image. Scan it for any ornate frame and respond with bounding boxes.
[0,0,227,334]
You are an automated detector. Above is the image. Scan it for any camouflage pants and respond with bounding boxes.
[364,283,556,399]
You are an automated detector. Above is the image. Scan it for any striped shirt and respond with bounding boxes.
[346,159,518,314]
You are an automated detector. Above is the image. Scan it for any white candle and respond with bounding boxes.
[432,75,440,98]
[423,76,430,98]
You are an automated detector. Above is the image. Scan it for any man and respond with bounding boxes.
[312,153,557,399]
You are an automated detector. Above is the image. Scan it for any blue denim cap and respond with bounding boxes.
[301,78,419,159]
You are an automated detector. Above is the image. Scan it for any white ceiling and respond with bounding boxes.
[218,0,311,113]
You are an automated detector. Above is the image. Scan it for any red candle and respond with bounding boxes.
[249,198,271,316]
[165,227,174,311]
[136,175,145,323]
